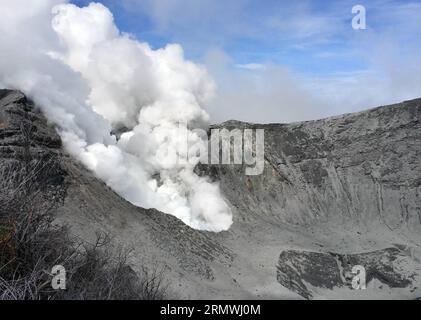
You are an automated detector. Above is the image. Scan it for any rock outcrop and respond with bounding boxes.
[1,89,421,299]
[276,247,419,299]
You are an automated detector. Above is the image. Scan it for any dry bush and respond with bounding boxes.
[138,264,169,300]
[55,233,168,300]
[0,159,73,299]
[0,155,168,300]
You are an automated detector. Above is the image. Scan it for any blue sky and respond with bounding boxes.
[68,0,421,122]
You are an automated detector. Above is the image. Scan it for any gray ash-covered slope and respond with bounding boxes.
[1,89,421,299]
[203,98,421,298]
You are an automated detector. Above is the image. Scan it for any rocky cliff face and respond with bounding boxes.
[1,89,420,299]
[205,98,421,233]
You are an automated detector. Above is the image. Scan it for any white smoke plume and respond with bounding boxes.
[0,0,232,231]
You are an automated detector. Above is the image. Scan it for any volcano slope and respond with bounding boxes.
[1,89,420,299]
